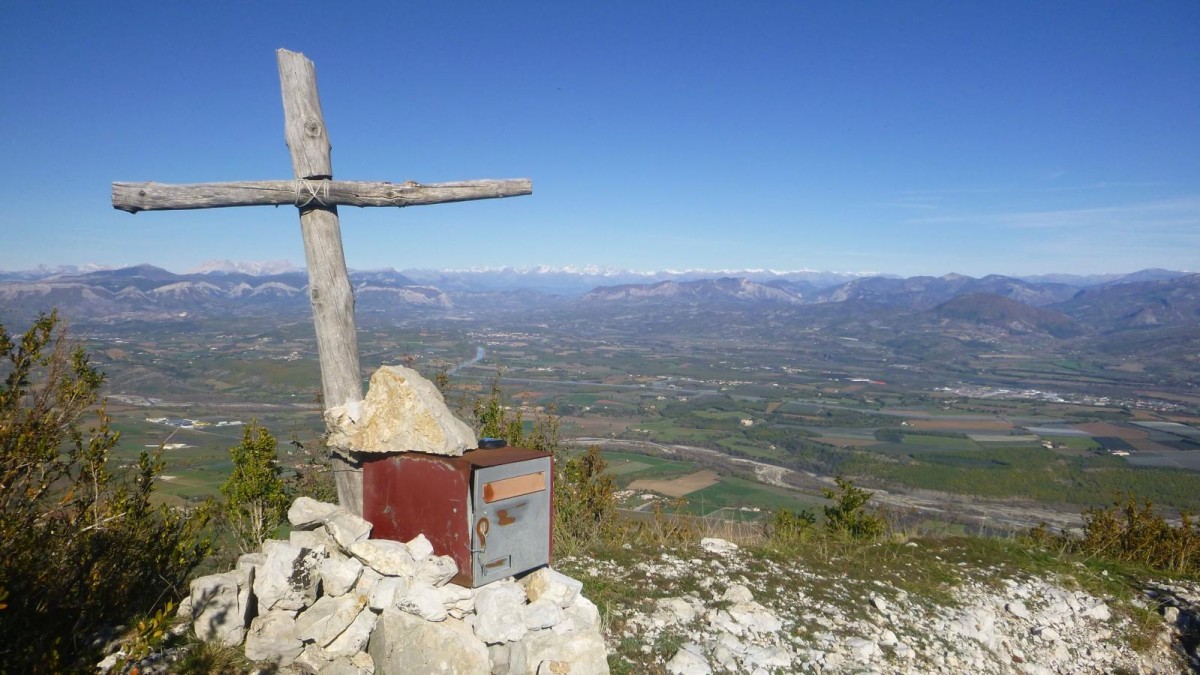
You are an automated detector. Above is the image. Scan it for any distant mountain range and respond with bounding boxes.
[1,265,1196,341]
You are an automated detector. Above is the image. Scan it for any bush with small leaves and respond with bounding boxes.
[823,476,886,540]
[0,311,211,670]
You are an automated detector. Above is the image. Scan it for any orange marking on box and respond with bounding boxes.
[483,472,546,503]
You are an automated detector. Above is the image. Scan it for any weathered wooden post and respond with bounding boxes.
[112,49,531,514]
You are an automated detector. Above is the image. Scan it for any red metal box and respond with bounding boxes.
[362,447,554,587]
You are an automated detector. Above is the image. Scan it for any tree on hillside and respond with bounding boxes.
[0,311,211,670]
[221,422,290,553]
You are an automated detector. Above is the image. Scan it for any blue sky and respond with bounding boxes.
[1,1,1197,277]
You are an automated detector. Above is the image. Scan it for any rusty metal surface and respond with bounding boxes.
[363,453,473,583]
[459,446,551,468]
[361,447,555,587]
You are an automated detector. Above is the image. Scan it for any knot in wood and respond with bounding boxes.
[304,118,323,138]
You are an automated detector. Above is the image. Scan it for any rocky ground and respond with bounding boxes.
[559,537,1200,674]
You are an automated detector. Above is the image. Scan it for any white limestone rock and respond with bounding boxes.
[367,575,410,612]
[325,512,373,549]
[406,533,436,562]
[290,528,335,552]
[289,497,341,528]
[325,606,378,657]
[700,538,739,555]
[666,644,712,675]
[244,610,304,665]
[321,555,364,598]
[509,608,609,675]
[254,543,325,612]
[295,594,368,647]
[474,581,529,644]
[654,597,699,626]
[522,598,565,630]
[435,583,478,618]
[190,571,248,646]
[369,611,490,674]
[523,567,583,609]
[1007,600,1031,620]
[397,581,449,622]
[349,539,417,577]
[721,584,754,604]
[237,552,266,573]
[324,365,475,457]
[416,554,458,587]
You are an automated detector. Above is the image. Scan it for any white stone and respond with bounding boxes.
[244,610,304,665]
[655,596,699,625]
[321,555,364,597]
[349,539,417,577]
[289,528,332,552]
[1007,600,1031,620]
[289,497,341,528]
[743,644,793,670]
[369,611,490,674]
[1084,603,1111,621]
[474,581,528,644]
[524,567,583,609]
[722,584,754,604]
[416,554,458,587]
[406,533,436,561]
[325,365,476,456]
[666,646,712,675]
[254,542,324,612]
[700,538,739,555]
[325,512,373,549]
[1164,606,1180,624]
[522,598,565,630]
[509,615,608,675]
[296,594,368,646]
[1034,626,1060,642]
[325,606,378,657]
[435,583,477,618]
[397,581,449,622]
[368,575,410,611]
[727,601,782,633]
[349,651,376,674]
[355,567,383,596]
[870,595,888,613]
[190,572,246,646]
[566,594,602,630]
[237,552,266,573]
[295,643,334,673]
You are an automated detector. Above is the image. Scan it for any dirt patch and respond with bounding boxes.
[1076,422,1147,439]
[909,419,1013,431]
[765,401,783,415]
[628,470,720,498]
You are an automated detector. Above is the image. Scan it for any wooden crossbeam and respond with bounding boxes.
[110,49,532,515]
[112,179,532,213]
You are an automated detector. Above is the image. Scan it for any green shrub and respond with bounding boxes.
[0,312,211,670]
[823,476,886,540]
[1031,494,1199,575]
[766,507,817,550]
[221,422,290,554]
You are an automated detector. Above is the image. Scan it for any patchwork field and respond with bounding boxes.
[627,470,720,498]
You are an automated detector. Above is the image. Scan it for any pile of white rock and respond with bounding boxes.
[183,497,608,674]
[570,537,1189,674]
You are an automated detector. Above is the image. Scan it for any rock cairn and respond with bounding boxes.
[182,497,609,674]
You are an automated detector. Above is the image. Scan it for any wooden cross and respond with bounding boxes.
[112,49,531,515]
